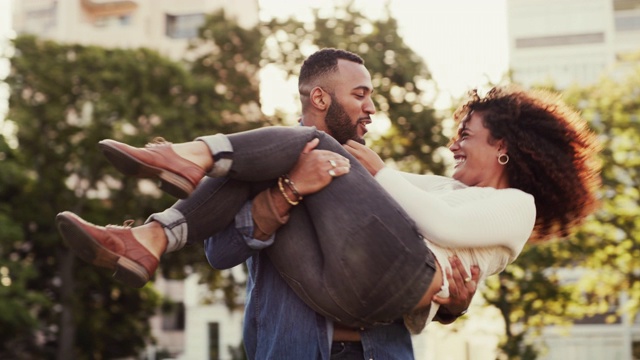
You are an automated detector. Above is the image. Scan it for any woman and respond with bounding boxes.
[56,85,601,330]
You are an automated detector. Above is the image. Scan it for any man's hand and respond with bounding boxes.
[288,138,351,195]
[432,255,480,324]
[343,140,385,176]
[251,139,350,240]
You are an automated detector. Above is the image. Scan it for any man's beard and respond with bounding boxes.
[325,95,364,145]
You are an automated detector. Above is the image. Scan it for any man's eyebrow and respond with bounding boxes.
[353,85,373,94]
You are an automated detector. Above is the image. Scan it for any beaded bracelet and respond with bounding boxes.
[277,175,300,206]
[282,174,303,202]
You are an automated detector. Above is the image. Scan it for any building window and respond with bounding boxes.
[615,14,640,31]
[161,301,185,331]
[165,13,205,39]
[119,14,132,26]
[94,16,110,27]
[208,322,220,360]
[24,4,57,34]
[93,13,133,28]
[633,340,640,360]
[515,33,605,48]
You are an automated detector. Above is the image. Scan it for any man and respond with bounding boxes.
[204,48,478,359]
[56,48,478,359]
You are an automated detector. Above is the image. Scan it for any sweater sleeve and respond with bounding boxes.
[374,168,536,253]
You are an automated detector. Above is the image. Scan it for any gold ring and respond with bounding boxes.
[464,277,472,283]
[329,159,337,168]
[328,169,336,177]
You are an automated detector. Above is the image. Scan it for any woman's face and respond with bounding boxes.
[449,111,509,188]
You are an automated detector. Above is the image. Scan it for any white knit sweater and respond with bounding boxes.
[374,168,536,332]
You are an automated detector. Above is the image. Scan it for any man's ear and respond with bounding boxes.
[310,87,329,111]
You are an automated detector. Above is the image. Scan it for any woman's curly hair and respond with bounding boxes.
[452,85,602,242]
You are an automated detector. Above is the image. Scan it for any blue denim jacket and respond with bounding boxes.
[204,201,416,360]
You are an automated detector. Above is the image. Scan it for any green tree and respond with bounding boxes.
[4,35,187,359]
[0,133,52,358]
[2,9,266,358]
[3,10,264,354]
[562,62,640,318]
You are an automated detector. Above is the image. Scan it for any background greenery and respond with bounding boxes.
[1,3,638,359]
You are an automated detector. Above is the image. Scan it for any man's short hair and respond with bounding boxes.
[299,48,364,89]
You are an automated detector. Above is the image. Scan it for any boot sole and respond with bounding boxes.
[98,141,194,199]
[56,212,150,288]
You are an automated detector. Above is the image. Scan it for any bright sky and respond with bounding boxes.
[258,0,509,113]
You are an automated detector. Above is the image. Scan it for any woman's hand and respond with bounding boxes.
[432,256,480,323]
[288,138,351,196]
[343,140,385,176]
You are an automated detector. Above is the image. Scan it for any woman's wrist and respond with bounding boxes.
[434,306,468,324]
[252,188,291,240]
[277,175,303,206]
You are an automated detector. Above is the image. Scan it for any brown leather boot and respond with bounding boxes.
[99,138,205,199]
[56,211,159,288]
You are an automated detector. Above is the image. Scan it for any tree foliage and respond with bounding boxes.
[562,62,640,317]
[1,9,264,358]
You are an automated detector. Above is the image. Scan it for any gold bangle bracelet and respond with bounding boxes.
[277,176,299,206]
[282,174,303,201]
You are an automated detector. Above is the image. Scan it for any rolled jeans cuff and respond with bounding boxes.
[196,134,233,177]
[146,208,188,253]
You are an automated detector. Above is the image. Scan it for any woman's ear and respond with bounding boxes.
[497,140,508,153]
[310,87,329,111]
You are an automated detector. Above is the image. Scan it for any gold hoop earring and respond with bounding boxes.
[498,153,509,165]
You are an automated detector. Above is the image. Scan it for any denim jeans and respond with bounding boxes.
[150,126,436,328]
[206,220,416,359]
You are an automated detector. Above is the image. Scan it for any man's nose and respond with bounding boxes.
[364,97,376,115]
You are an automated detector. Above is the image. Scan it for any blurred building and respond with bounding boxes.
[150,273,245,360]
[507,0,640,88]
[11,0,259,60]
